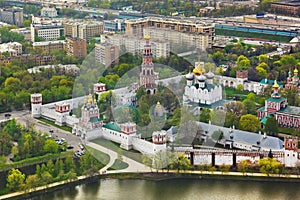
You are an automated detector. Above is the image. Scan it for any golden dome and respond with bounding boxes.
[144,34,151,40]
[94,98,97,105]
[273,80,279,89]
[87,90,93,104]
[157,101,161,106]
[294,68,298,73]
[193,63,205,76]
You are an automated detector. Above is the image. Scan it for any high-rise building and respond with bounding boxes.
[95,42,119,67]
[65,37,87,58]
[0,7,24,27]
[63,21,104,41]
[125,17,214,50]
[139,35,159,95]
[106,34,170,58]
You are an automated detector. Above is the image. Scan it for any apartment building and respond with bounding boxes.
[31,21,64,42]
[64,21,104,41]
[65,37,87,58]
[125,17,214,49]
[95,42,119,67]
[271,1,300,16]
[0,42,22,56]
[107,34,170,58]
[0,7,24,27]
[32,40,65,53]
[104,19,126,32]
[41,6,58,18]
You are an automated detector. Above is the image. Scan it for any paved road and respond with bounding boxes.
[86,141,151,173]
[12,112,82,152]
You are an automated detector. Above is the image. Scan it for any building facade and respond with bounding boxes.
[271,1,300,16]
[32,40,65,53]
[104,19,126,32]
[258,81,300,129]
[125,17,214,49]
[63,21,104,41]
[41,6,58,18]
[139,35,159,95]
[0,42,22,56]
[107,34,170,58]
[65,37,87,58]
[31,21,64,42]
[95,42,119,67]
[0,7,23,27]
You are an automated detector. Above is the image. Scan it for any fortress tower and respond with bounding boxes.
[284,136,299,167]
[31,94,42,118]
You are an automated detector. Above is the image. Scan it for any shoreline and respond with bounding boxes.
[2,170,300,199]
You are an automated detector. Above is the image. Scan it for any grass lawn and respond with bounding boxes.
[92,138,143,163]
[108,159,129,170]
[278,127,300,136]
[85,146,110,167]
[36,118,72,132]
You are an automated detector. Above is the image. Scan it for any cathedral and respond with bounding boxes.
[183,62,222,106]
[258,81,300,129]
[139,34,159,95]
[285,68,299,89]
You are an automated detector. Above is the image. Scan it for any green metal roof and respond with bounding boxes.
[267,97,286,103]
[90,118,101,123]
[103,122,121,132]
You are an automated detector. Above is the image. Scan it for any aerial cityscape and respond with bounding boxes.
[1,0,300,199]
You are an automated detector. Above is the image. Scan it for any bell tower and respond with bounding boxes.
[139,34,159,95]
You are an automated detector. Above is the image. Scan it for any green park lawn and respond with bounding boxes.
[85,146,110,168]
[108,159,129,171]
[92,139,143,163]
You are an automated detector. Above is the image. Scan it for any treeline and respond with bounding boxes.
[4,152,102,193]
[0,119,65,163]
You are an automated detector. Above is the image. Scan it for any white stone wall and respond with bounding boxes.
[215,154,233,165]
[194,154,211,165]
[132,137,155,154]
[284,150,299,167]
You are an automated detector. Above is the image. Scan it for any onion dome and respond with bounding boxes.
[193,63,205,76]
[294,68,298,74]
[289,70,292,76]
[273,80,279,89]
[185,73,194,80]
[144,34,151,40]
[206,71,215,79]
[197,74,206,82]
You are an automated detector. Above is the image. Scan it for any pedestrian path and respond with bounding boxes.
[85,142,151,174]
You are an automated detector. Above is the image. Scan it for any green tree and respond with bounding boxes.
[242,99,257,115]
[65,156,76,173]
[43,139,59,154]
[236,55,251,70]
[6,168,25,192]
[25,174,40,191]
[239,114,261,132]
[0,132,13,155]
[258,158,282,176]
[170,152,191,172]
[4,77,21,93]
[225,101,246,117]
[265,116,279,136]
[236,84,244,91]
[199,108,211,123]
[238,160,251,175]
[142,154,153,172]
[41,171,53,187]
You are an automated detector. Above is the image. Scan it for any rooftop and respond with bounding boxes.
[198,122,284,150]
[103,122,121,132]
